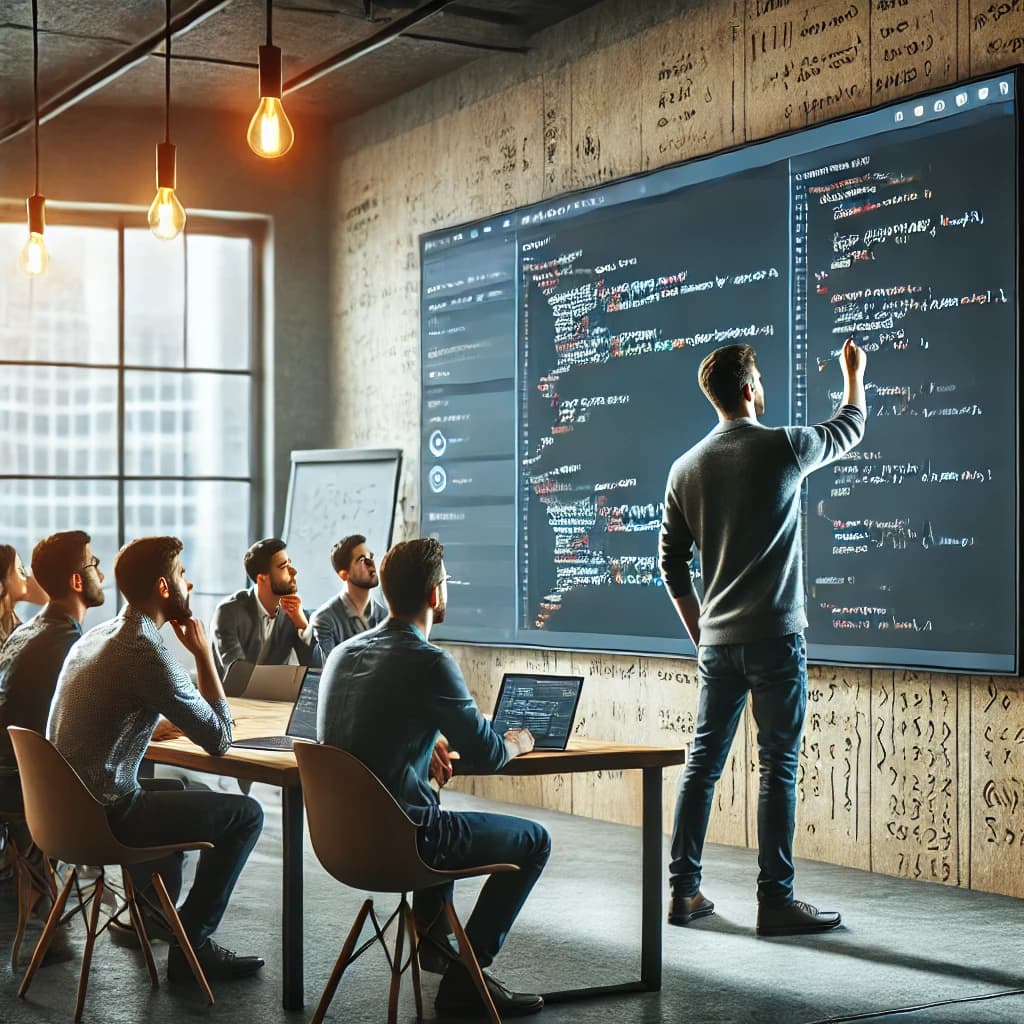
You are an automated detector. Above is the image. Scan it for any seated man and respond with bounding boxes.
[47,536,264,982]
[317,538,549,1018]
[209,537,314,681]
[1,530,105,815]
[310,533,387,662]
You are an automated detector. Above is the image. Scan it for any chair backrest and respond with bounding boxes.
[294,742,444,893]
[6,726,206,867]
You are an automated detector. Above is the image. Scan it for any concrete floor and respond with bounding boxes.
[3,783,1024,1024]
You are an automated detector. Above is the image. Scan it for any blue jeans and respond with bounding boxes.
[414,810,551,968]
[669,632,807,907]
[108,780,264,944]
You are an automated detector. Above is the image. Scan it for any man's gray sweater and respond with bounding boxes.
[659,405,866,645]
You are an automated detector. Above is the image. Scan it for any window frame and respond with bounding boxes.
[0,208,265,610]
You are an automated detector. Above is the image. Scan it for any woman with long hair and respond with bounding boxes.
[0,544,48,645]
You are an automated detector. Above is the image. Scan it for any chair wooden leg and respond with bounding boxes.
[122,870,159,987]
[74,871,105,1023]
[403,900,424,1019]
[387,897,408,1024]
[312,898,373,1024]
[150,872,214,1006]
[445,899,502,1024]
[11,842,31,970]
[19,867,76,999]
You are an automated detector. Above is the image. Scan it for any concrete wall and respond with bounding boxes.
[327,0,1024,898]
[0,101,333,532]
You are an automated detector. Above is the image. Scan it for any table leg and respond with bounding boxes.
[282,784,304,1011]
[541,766,663,1004]
[640,764,662,991]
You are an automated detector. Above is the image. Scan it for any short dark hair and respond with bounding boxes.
[379,538,445,618]
[114,536,183,605]
[331,534,366,573]
[31,530,91,599]
[244,538,287,582]
[698,344,758,415]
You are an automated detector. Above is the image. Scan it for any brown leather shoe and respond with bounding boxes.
[667,890,715,926]
[756,899,841,936]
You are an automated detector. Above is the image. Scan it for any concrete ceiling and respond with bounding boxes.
[0,0,603,143]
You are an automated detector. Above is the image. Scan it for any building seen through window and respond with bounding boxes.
[0,218,260,663]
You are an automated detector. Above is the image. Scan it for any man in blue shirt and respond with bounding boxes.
[318,538,549,1018]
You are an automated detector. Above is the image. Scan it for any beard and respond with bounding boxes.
[754,390,765,416]
[84,578,106,608]
[432,599,446,625]
[350,568,378,591]
[271,577,298,596]
[166,586,192,620]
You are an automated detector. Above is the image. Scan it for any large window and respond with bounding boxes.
[0,215,261,653]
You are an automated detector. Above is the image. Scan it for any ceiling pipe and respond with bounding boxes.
[283,0,453,95]
[0,0,232,149]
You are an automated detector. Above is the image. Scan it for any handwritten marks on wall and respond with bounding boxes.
[870,0,956,103]
[871,672,960,885]
[971,678,1024,894]
[970,0,1024,75]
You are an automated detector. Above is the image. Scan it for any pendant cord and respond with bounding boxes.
[164,0,171,143]
[267,0,272,46]
[31,0,39,195]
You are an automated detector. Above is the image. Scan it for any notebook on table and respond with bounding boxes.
[490,672,585,751]
[231,671,321,751]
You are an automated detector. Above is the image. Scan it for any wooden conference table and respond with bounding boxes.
[145,698,686,1011]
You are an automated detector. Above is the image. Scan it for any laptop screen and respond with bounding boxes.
[491,673,584,750]
[286,670,321,741]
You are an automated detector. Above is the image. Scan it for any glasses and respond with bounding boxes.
[355,553,375,565]
[77,558,100,573]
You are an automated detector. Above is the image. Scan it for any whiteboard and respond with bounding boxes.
[281,449,402,612]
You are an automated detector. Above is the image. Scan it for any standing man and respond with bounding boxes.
[318,538,549,1018]
[209,538,315,680]
[48,536,264,981]
[310,534,387,662]
[659,339,866,937]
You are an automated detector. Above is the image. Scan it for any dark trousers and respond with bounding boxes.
[414,810,551,968]
[669,632,807,908]
[108,780,263,944]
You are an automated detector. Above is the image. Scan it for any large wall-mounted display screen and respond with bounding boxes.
[420,71,1020,674]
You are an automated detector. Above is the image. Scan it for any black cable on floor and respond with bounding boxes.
[803,987,1024,1023]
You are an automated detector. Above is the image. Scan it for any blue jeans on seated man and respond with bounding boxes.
[413,810,551,968]
[669,632,807,908]
[108,778,263,944]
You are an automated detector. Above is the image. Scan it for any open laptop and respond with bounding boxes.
[231,671,321,751]
[223,661,307,702]
[490,672,584,751]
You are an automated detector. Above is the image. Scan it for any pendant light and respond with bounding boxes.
[246,0,295,158]
[18,0,48,276]
[148,0,186,240]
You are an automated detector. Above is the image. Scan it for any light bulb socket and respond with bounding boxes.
[155,141,177,189]
[26,194,46,235]
[258,45,283,99]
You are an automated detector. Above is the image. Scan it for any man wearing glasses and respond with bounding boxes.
[0,531,105,811]
[309,534,388,663]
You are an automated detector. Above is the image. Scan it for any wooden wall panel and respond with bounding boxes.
[793,666,872,869]
[570,37,644,186]
[639,2,742,170]
[968,1,1024,75]
[870,672,961,885]
[870,0,957,105]
[969,677,1024,897]
[744,0,870,138]
[331,0,1024,897]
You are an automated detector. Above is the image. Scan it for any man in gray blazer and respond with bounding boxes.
[310,534,388,663]
[209,538,315,681]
